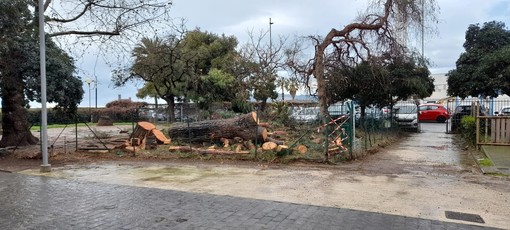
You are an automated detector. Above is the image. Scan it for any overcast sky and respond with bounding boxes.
[39,0,510,108]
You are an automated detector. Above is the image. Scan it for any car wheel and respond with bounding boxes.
[436,116,446,123]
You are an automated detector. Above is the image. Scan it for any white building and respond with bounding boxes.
[424,73,449,103]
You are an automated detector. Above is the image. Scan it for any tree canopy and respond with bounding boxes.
[114,29,242,121]
[286,0,438,122]
[328,55,433,110]
[0,0,173,147]
[238,30,288,111]
[0,3,84,109]
[0,0,83,147]
[447,21,510,98]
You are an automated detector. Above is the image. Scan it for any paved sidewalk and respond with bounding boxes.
[481,145,510,175]
[0,172,498,230]
[482,145,510,167]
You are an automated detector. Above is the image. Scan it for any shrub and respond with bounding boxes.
[27,108,86,125]
[460,115,476,145]
[267,102,293,126]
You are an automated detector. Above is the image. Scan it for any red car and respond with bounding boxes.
[419,103,450,123]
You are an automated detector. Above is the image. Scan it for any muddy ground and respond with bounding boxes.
[1,123,509,229]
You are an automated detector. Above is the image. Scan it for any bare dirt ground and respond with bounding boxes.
[1,123,509,229]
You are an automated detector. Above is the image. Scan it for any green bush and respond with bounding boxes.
[268,102,293,126]
[27,109,87,125]
[460,115,476,144]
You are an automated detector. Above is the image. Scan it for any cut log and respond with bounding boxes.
[168,146,250,155]
[276,145,289,152]
[262,141,278,151]
[293,144,308,154]
[137,121,156,131]
[151,129,171,145]
[220,138,230,148]
[168,112,267,143]
[266,137,285,145]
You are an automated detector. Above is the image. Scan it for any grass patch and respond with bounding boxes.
[478,158,494,167]
[30,122,134,131]
[485,172,510,177]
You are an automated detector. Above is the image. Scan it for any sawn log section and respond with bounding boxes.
[168,112,267,143]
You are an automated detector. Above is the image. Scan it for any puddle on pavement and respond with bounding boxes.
[20,164,262,186]
[386,124,475,169]
[426,145,449,150]
[139,167,226,183]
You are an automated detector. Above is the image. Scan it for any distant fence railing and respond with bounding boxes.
[446,97,510,134]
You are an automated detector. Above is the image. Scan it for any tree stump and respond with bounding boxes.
[97,116,113,126]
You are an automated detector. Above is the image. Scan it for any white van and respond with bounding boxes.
[393,104,418,130]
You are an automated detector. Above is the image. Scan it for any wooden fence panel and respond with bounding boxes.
[486,117,510,145]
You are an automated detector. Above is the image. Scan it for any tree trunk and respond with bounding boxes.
[0,81,39,147]
[163,95,176,122]
[168,112,267,143]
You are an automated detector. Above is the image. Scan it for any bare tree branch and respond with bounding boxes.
[46,1,91,23]
[49,30,120,37]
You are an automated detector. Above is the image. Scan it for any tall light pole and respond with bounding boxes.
[38,0,50,172]
[85,78,93,122]
[270,18,281,101]
[94,75,98,109]
[421,0,425,61]
[269,18,273,53]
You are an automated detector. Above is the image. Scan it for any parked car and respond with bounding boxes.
[450,104,487,131]
[291,107,320,123]
[418,103,450,123]
[393,105,418,131]
[139,110,168,121]
[291,103,354,123]
[495,106,510,116]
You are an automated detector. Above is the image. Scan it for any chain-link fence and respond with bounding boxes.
[2,100,412,162]
[445,98,510,147]
[87,101,406,162]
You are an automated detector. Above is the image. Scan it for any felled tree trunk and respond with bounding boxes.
[168,112,267,143]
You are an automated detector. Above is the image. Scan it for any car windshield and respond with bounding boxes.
[395,106,416,114]
[455,106,471,113]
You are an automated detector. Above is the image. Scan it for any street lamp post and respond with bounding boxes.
[94,75,98,109]
[38,0,51,172]
[269,18,273,53]
[85,78,93,122]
